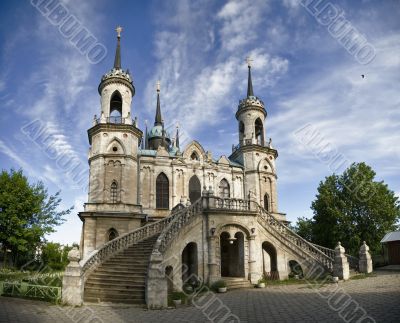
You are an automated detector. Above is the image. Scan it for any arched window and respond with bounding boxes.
[156,173,169,209]
[219,179,230,198]
[110,91,122,123]
[264,193,270,211]
[189,176,201,204]
[190,151,199,161]
[255,118,264,146]
[108,228,118,241]
[110,181,118,203]
[239,121,245,144]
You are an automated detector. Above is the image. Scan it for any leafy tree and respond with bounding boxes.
[0,169,72,267]
[40,242,78,271]
[309,162,399,255]
[292,217,313,242]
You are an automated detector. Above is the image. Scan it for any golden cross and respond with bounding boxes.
[116,26,123,38]
[156,80,161,92]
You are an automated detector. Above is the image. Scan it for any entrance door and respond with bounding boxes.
[220,232,245,277]
[189,176,201,204]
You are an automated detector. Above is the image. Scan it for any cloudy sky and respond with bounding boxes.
[0,0,399,245]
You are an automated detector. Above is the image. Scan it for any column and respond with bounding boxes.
[248,234,260,284]
[207,234,218,284]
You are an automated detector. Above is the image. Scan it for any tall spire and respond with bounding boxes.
[154,81,162,126]
[176,124,180,149]
[246,56,254,97]
[144,120,149,149]
[114,26,122,69]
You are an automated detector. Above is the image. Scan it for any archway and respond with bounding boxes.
[262,241,278,280]
[181,242,198,284]
[110,91,122,123]
[220,232,245,277]
[189,176,201,204]
[255,118,264,146]
[288,260,303,278]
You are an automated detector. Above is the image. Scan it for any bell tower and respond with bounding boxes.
[79,27,144,258]
[230,58,283,219]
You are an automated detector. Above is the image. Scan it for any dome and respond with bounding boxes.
[148,125,172,141]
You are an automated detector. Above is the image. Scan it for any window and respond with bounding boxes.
[255,118,264,146]
[189,176,201,204]
[156,173,169,209]
[264,193,269,211]
[190,151,199,161]
[110,181,118,203]
[108,228,118,241]
[219,179,230,198]
[109,91,122,123]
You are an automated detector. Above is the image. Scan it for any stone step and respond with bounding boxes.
[84,288,145,298]
[85,282,145,290]
[83,295,145,305]
[90,268,147,275]
[100,263,148,269]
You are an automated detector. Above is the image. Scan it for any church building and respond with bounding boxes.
[63,29,342,308]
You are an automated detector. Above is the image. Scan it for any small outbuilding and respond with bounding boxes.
[381,231,400,265]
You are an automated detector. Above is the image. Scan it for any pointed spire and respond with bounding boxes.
[114,26,122,69]
[176,124,180,149]
[154,81,162,126]
[161,119,166,148]
[144,120,149,149]
[246,56,254,97]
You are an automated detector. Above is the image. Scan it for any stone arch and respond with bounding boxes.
[188,175,201,204]
[255,117,264,146]
[288,260,304,278]
[262,241,279,280]
[218,178,230,198]
[182,141,207,162]
[156,172,169,209]
[109,90,122,120]
[181,242,198,284]
[106,137,126,154]
[258,157,275,173]
[107,228,118,241]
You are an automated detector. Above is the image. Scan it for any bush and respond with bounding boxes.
[210,280,226,291]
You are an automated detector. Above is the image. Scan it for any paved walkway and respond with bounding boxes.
[0,272,399,323]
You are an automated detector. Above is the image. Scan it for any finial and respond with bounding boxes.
[156,80,160,92]
[116,26,122,38]
[246,56,253,68]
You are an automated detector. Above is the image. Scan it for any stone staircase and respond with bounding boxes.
[83,235,158,304]
[223,277,254,290]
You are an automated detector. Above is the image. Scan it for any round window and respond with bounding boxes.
[113,147,118,152]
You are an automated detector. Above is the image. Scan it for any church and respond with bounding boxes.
[62,29,345,308]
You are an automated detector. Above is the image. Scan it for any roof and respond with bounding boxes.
[381,231,400,243]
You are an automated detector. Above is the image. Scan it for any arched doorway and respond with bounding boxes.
[189,176,201,204]
[181,242,198,284]
[262,241,278,280]
[220,232,245,277]
[255,118,264,146]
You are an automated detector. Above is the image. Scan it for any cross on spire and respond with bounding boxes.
[116,26,123,38]
[246,56,253,68]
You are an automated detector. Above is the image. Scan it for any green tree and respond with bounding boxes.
[40,242,78,271]
[292,217,314,242]
[0,169,72,267]
[310,162,400,255]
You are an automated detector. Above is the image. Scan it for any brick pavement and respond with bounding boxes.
[0,272,399,323]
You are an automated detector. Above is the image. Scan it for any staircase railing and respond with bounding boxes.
[311,243,359,270]
[256,205,334,270]
[154,199,203,254]
[81,206,186,278]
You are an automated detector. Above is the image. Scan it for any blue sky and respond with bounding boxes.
[0,0,399,245]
